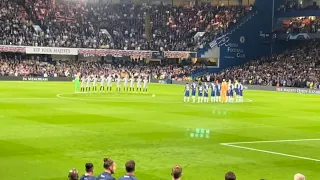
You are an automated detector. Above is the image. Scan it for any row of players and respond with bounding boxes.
[79,75,149,92]
[184,80,244,103]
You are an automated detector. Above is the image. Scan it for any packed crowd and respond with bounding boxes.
[0,55,201,79]
[274,16,320,34]
[67,158,306,180]
[0,0,249,51]
[207,41,320,89]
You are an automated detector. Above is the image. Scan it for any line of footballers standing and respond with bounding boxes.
[67,158,237,180]
[184,79,244,103]
[79,75,149,93]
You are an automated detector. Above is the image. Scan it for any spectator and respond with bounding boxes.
[69,168,79,180]
[274,16,320,34]
[0,0,248,51]
[97,157,116,180]
[225,171,236,180]
[207,41,320,88]
[294,173,306,180]
[80,163,96,180]
[118,160,137,180]
[171,165,182,180]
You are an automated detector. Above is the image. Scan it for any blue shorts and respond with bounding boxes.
[192,91,196,96]
[185,91,190,97]
[198,93,203,97]
[235,89,239,95]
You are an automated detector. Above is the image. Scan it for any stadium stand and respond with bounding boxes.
[274,16,320,34]
[0,54,201,79]
[0,0,318,89]
[0,0,319,179]
[0,0,249,50]
[205,41,320,88]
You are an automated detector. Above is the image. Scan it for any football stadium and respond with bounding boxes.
[0,0,319,180]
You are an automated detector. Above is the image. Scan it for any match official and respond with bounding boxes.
[97,158,116,180]
[80,163,97,180]
[171,165,182,180]
[68,168,79,180]
[118,160,137,180]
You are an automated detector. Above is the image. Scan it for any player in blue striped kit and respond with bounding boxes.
[228,80,234,103]
[204,82,209,103]
[234,80,240,102]
[239,82,244,102]
[197,83,204,103]
[215,81,221,103]
[210,82,216,103]
[184,83,190,103]
[191,81,197,103]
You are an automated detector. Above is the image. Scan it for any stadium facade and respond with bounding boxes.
[0,0,318,77]
[197,0,319,74]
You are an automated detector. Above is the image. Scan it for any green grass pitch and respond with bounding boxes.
[0,81,319,180]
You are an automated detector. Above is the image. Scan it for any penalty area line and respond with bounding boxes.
[220,143,320,162]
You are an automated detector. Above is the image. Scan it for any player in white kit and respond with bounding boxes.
[100,75,105,91]
[92,75,98,91]
[123,75,129,92]
[81,75,86,92]
[130,76,135,92]
[143,76,148,93]
[106,75,112,92]
[137,76,142,92]
[116,75,122,92]
[86,76,91,92]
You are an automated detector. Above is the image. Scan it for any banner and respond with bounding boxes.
[151,51,164,59]
[0,45,196,58]
[164,51,190,58]
[0,76,74,81]
[0,46,25,53]
[78,49,152,57]
[276,87,320,95]
[150,79,168,84]
[26,47,78,55]
[22,77,48,81]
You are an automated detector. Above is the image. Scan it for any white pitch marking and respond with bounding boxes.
[0,97,55,100]
[221,143,320,162]
[221,138,320,145]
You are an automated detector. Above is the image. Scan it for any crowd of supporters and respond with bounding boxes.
[1,38,320,88]
[274,16,320,34]
[206,41,320,89]
[0,54,202,79]
[0,0,250,50]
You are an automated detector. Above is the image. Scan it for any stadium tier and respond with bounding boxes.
[0,0,319,179]
[0,0,249,51]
